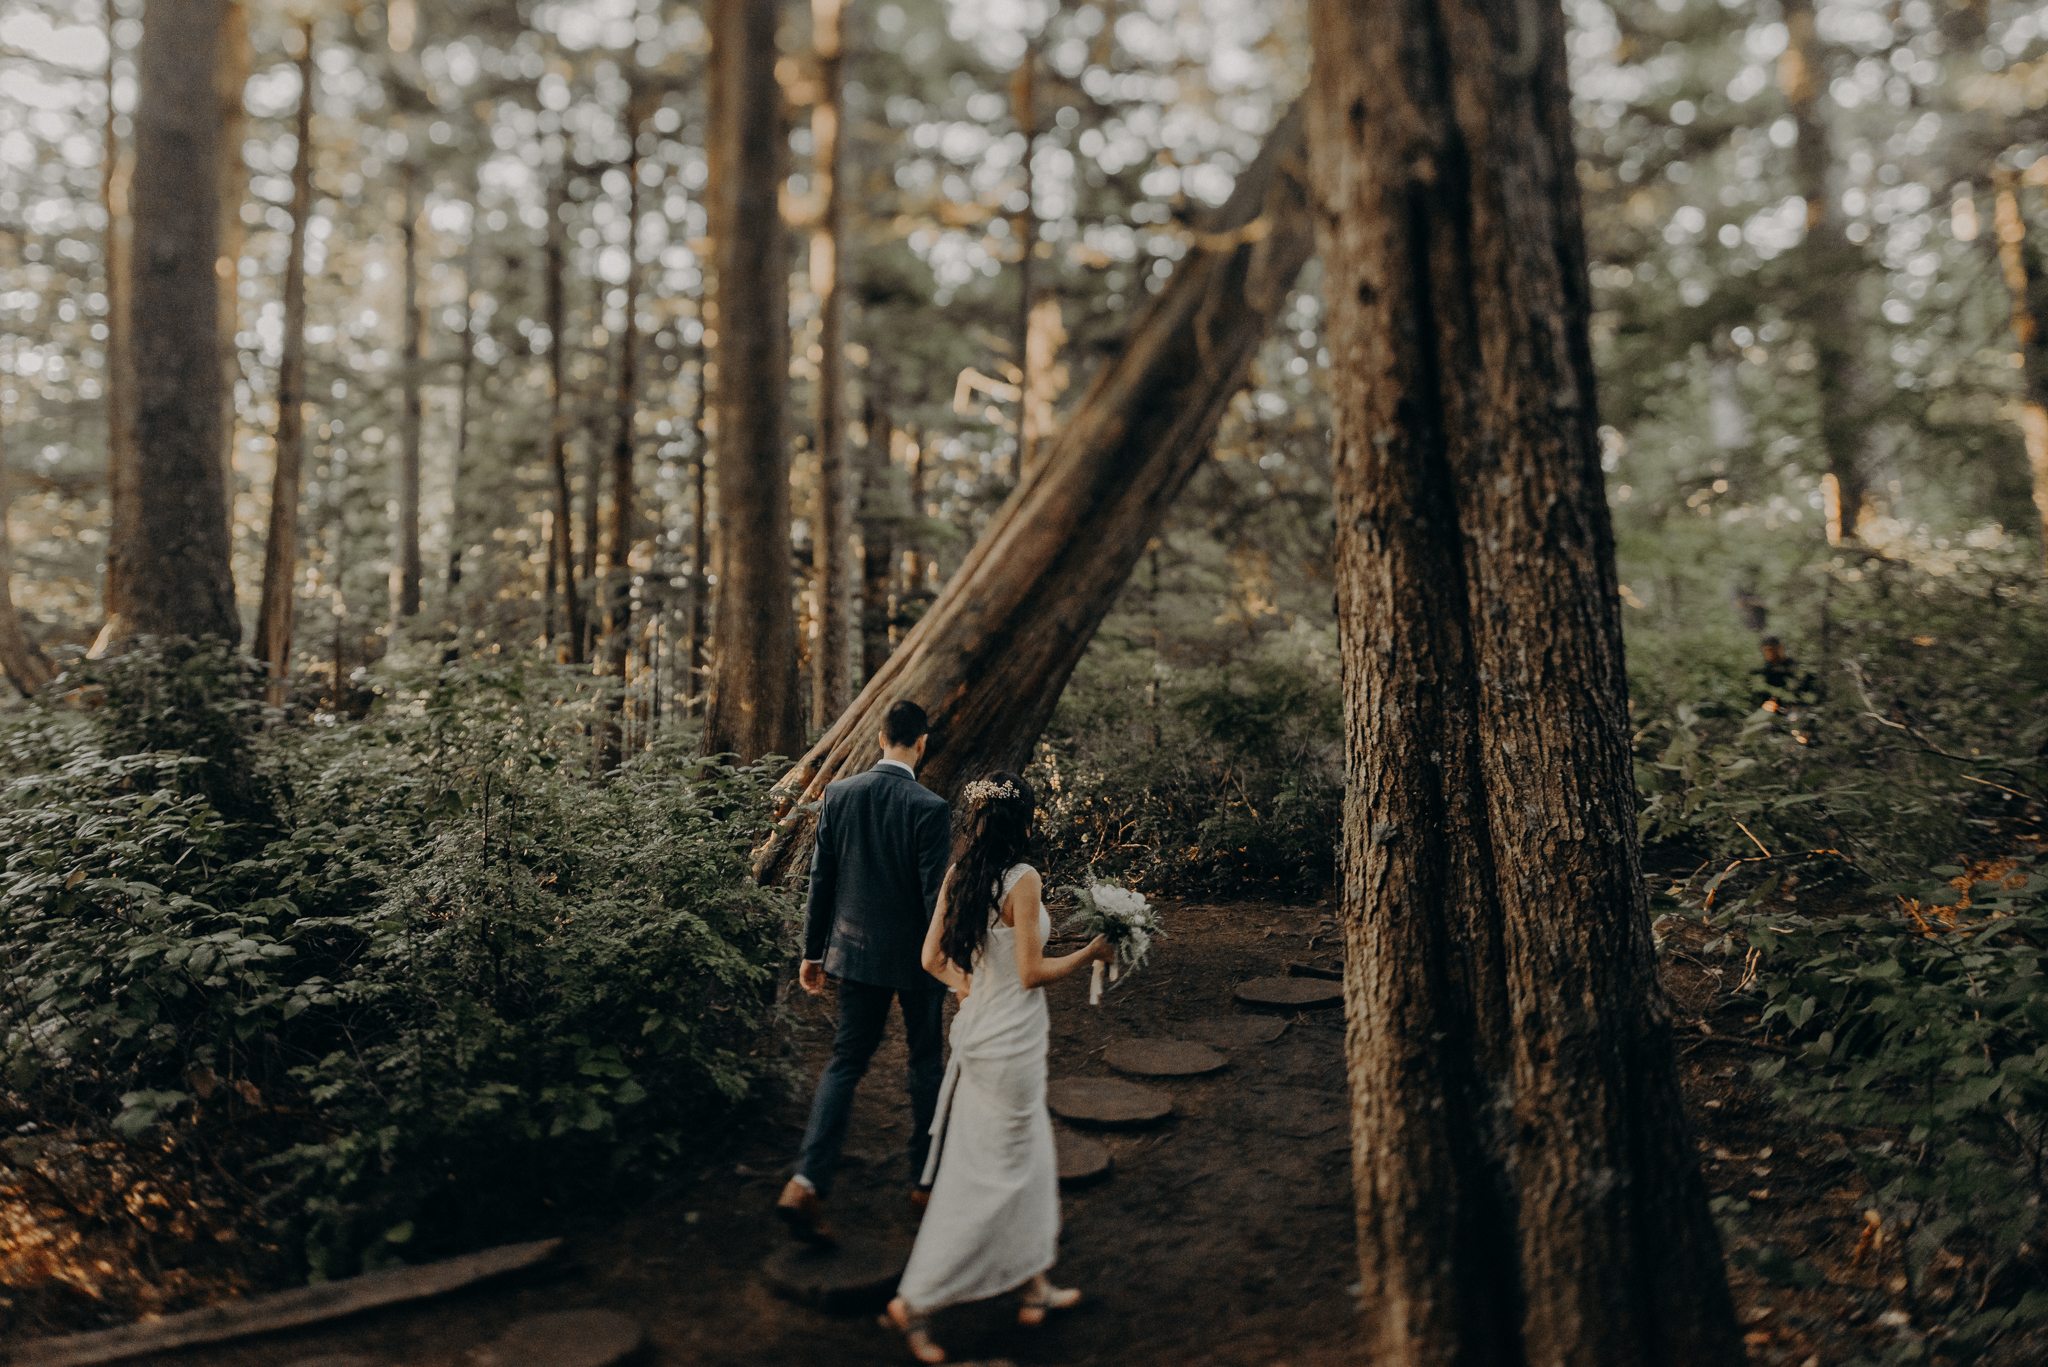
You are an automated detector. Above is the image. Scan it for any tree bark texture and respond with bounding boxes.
[702,0,802,764]
[252,27,314,703]
[754,103,1314,883]
[1308,4,1741,1364]
[1781,0,1870,542]
[545,169,586,662]
[129,0,238,643]
[394,157,424,621]
[1991,170,2048,567]
[810,0,852,729]
[100,6,139,641]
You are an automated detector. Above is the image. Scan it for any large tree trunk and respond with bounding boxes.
[1782,0,1869,542]
[545,169,586,662]
[755,103,1314,882]
[393,157,423,621]
[809,0,852,728]
[128,0,238,642]
[702,0,802,763]
[252,26,314,705]
[1309,4,1741,1364]
[99,4,138,648]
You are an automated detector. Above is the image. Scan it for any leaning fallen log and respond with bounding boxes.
[754,103,1313,885]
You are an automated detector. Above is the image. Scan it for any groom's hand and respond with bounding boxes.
[798,960,826,996]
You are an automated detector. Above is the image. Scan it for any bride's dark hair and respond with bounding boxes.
[938,771,1035,974]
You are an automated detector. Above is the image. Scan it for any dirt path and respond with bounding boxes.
[74,894,2035,1367]
[170,899,1365,1367]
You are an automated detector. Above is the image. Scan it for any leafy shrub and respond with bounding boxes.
[1643,544,2048,1356]
[1717,864,2048,1354]
[0,646,794,1281]
[1031,639,1340,896]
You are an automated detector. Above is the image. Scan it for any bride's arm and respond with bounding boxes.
[920,872,972,996]
[1008,869,1111,990]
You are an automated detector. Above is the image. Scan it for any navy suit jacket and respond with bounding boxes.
[802,761,953,992]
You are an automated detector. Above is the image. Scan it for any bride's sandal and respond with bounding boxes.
[1017,1274,1082,1326]
[881,1296,946,1364]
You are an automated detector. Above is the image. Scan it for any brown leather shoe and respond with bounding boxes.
[775,1179,836,1247]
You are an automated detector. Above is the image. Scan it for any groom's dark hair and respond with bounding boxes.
[882,700,929,746]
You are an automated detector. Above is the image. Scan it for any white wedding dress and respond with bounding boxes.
[895,864,1060,1314]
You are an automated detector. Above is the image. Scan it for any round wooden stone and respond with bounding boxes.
[475,1309,645,1367]
[761,1237,908,1314]
[1179,1016,1289,1047]
[1047,1077,1174,1129]
[1056,1128,1113,1186]
[1103,1039,1228,1078]
[1235,976,1343,1010]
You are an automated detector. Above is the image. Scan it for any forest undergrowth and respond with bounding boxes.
[0,534,2045,1364]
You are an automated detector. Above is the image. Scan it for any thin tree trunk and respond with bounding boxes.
[448,176,478,601]
[128,0,237,642]
[1782,0,1869,542]
[686,396,708,717]
[600,93,648,770]
[1991,170,2048,567]
[1010,44,1036,427]
[0,420,55,698]
[1309,4,1741,1364]
[810,0,852,728]
[755,104,1314,880]
[252,24,314,706]
[703,0,801,763]
[99,1,138,647]
[393,157,423,621]
[902,430,923,600]
[857,390,896,683]
[545,169,585,661]
[215,1,246,518]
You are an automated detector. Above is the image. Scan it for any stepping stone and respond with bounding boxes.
[761,1237,908,1314]
[1235,976,1343,1010]
[1047,1077,1174,1129]
[1179,1016,1289,1047]
[474,1309,645,1367]
[1056,1129,1113,1186]
[1103,1039,1228,1078]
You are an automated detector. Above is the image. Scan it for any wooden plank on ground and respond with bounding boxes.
[7,1238,564,1367]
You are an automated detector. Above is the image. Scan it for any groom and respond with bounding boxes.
[776,699,954,1247]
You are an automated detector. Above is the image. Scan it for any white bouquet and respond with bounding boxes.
[1061,878,1165,1005]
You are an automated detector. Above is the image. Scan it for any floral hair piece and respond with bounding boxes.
[961,778,1020,806]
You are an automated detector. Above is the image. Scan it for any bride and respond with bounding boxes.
[881,770,1112,1364]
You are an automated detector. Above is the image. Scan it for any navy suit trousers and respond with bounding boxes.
[795,979,948,1197]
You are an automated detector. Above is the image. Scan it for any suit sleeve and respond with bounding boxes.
[802,797,837,962]
[916,799,952,923]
